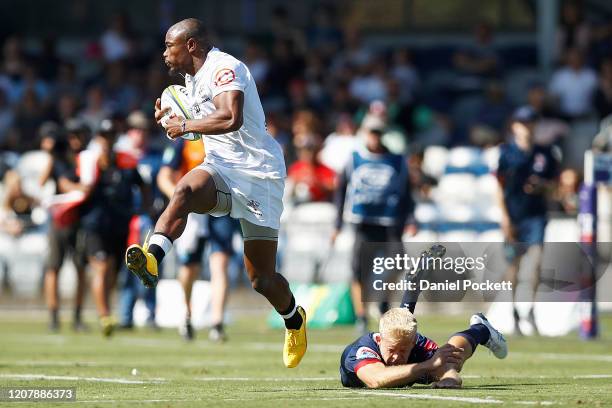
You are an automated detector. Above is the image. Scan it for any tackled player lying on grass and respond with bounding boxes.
[339,308,507,389]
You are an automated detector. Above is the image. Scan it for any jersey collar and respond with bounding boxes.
[185,46,219,85]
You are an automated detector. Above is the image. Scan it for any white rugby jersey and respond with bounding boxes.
[184,47,286,179]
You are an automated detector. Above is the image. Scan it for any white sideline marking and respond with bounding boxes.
[354,390,504,404]
[511,352,612,362]
[0,374,166,384]
[78,400,186,404]
[245,342,344,353]
[195,377,336,382]
[573,374,612,379]
[8,360,232,368]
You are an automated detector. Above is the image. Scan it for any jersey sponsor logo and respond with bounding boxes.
[356,346,380,361]
[214,68,236,87]
[246,199,263,217]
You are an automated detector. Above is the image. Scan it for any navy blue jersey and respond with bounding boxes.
[497,142,559,223]
[339,332,438,388]
[335,148,414,229]
[79,159,143,232]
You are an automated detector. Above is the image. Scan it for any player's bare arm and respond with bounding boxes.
[356,344,463,389]
[164,90,244,139]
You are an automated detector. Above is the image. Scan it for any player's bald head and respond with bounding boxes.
[167,18,208,47]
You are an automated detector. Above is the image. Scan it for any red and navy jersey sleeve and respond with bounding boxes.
[408,333,438,363]
[339,334,383,388]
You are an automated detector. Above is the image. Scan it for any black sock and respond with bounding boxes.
[456,323,491,352]
[148,244,166,264]
[74,307,81,324]
[213,322,224,332]
[279,296,303,330]
[50,309,58,324]
[148,233,173,264]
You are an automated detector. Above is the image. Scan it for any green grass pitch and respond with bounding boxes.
[1,311,611,407]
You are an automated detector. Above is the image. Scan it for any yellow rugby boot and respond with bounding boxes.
[283,306,307,368]
[125,233,159,288]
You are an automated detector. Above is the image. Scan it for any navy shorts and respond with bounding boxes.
[208,215,240,255]
[504,216,546,262]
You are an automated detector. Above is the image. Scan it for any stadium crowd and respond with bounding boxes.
[1,1,611,334]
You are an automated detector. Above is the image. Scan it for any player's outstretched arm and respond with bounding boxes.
[356,344,463,388]
[165,91,244,139]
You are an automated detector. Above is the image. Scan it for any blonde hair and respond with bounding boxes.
[379,308,418,340]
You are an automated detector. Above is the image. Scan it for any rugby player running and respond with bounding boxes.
[125,18,306,368]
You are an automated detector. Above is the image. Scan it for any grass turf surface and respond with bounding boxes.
[0,312,611,407]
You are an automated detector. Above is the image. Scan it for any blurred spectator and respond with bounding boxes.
[390,48,420,104]
[37,37,62,81]
[269,5,307,55]
[78,119,148,337]
[497,106,560,335]
[411,105,452,147]
[332,125,415,333]
[453,22,500,79]
[79,85,111,132]
[549,48,598,119]
[320,113,358,173]
[291,109,322,148]
[0,89,14,147]
[40,120,89,332]
[307,4,343,55]
[408,149,437,201]
[329,81,360,117]
[349,57,388,104]
[526,82,557,118]
[141,63,169,112]
[266,113,292,163]
[243,40,270,86]
[469,81,513,146]
[103,62,139,114]
[1,36,27,87]
[100,12,134,62]
[53,62,82,98]
[594,58,612,120]
[156,134,207,341]
[54,93,81,125]
[0,168,30,236]
[118,110,162,330]
[266,38,305,104]
[337,27,373,69]
[555,0,591,61]
[287,133,336,204]
[550,168,579,215]
[13,88,46,152]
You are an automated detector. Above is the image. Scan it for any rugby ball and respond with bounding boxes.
[160,85,201,141]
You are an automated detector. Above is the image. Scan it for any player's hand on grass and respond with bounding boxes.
[426,344,464,371]
[154,98,171,125]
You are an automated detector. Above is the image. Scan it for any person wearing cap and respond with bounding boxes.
[77,118,150,336]
[40,119,90,332]
[497,106,560,336]
[332,125,416,334]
